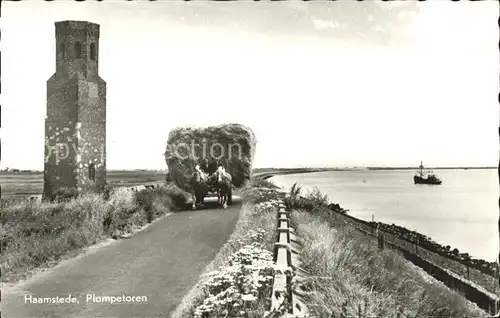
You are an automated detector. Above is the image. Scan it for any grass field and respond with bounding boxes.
[0,168,291,200]
[0,167,401,200]
[0,170,168,200]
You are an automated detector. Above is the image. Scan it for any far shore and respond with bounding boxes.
[1,166,495,175]
[253,166,497,181]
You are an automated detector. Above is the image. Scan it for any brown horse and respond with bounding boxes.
[191,168,209,210]
[213,167,232,209]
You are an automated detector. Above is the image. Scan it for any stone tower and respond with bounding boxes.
[43,21,106,199]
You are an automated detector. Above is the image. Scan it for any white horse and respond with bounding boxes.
[191,164,209,210]
[214,166,232,209]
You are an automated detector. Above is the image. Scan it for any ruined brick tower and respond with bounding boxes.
[43,21,106,199]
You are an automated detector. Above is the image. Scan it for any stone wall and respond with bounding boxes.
[43,76,79,198]
[75,122,106,190]
[75,77,106,191]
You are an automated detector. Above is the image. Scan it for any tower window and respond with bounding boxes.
[74,42,82,59]
[88,163,96,182]
[59,42,65,58]
[90,43,96,61]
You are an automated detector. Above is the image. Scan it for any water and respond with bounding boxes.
[271,169,499,262]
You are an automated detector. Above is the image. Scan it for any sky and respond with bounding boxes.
[0,1,498,170]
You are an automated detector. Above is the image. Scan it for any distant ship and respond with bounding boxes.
[414,161,442,185]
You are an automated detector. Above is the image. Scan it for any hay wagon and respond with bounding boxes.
[165,123,256,208]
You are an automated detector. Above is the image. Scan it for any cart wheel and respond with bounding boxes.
[227,187,233,205]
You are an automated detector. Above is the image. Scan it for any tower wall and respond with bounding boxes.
[44,77,79,198]
[75,78,106,191]
[44,21,106,199]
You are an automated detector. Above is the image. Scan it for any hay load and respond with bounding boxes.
[165,123,256,192]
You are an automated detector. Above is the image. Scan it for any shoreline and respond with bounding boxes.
[253,166,496,181]
[259,169,498,294]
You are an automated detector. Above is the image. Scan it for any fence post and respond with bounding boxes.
[494,262,499,294]
[378,232,385,250]
[371,215,375,236]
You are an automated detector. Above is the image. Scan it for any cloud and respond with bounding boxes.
[311,18,339,31]
[131,1,422,45]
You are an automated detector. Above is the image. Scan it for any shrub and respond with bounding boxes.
[51,187,79,202]
[305,186,329,206]
[102,190,138,234]
[253,200,282,216]
[161,184,191,209]
[240,186,282,205]
[132,185,189,223]
[251,178,280,189]
[285,183,330,208]
[134,190,156,223]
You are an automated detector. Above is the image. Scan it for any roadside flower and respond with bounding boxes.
[193,196,284,317]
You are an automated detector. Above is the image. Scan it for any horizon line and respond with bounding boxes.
[1,166,497,172]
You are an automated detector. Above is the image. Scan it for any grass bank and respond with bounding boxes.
[172,185,283,318]
[0,184,190,284]
[287,185,489,317]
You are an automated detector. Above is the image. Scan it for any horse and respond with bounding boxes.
[213,166,232,209]
[190,166,209,210]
